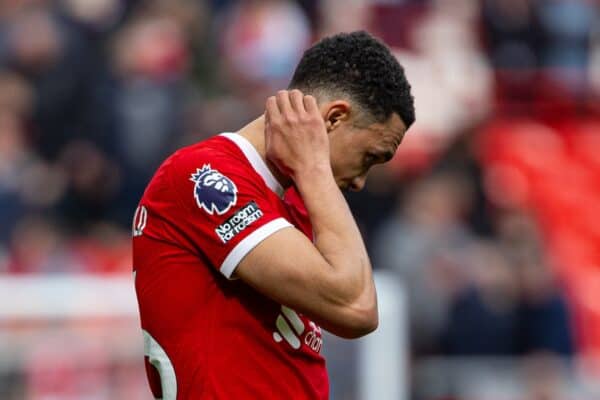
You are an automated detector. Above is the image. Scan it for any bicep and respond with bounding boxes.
[234,227,349,331]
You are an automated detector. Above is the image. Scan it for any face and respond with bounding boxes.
[326,107,407,191]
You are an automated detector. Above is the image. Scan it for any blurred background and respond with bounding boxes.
[0,0,599,399]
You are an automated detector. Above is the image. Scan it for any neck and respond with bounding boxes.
[237,115,293,189]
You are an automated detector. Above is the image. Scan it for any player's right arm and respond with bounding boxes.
[235,90,378,339]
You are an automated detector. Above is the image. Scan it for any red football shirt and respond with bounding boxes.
[132,133,328,399]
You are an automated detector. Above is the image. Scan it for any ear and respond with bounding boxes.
[321,101,351,133]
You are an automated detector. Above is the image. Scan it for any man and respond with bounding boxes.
[133,31,414,399]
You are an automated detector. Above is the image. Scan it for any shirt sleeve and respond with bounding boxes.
[167,147,293,279]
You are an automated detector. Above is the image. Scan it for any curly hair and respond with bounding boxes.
[289,31,415,128]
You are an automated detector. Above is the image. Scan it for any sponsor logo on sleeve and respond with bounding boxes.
[272,305,322,354]
[190,165,237,215]
[215,201,264,243]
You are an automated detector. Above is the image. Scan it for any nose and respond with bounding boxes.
[349,175,367,192]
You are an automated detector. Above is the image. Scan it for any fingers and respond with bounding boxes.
[263,89,329,177]
[303,95,319,115]
[289,89,305,113]
[276,90,294,117]
[265,96,280,123]
[267,90,318,122]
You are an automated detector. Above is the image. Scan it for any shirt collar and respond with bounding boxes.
[219,132,285,198]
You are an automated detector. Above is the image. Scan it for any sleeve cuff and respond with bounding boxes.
[219,218,293,279]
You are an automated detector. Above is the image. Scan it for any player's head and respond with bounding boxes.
[289,30,415,191]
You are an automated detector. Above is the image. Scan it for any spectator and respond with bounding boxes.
[373,171,475,354]
[515,243,574,356]
[440,241,521,355]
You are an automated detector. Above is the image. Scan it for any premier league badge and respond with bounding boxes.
[190,165,238,215]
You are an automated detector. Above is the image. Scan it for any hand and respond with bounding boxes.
[264,90,331,181]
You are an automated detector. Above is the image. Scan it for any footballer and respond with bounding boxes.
[132,31,415,399]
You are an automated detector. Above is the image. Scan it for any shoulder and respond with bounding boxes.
[161,135,272,216]
[164,135,261,191]
[169,135,248,172]
[141,134,260,209]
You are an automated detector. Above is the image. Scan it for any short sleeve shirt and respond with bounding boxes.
[132,133,328,400]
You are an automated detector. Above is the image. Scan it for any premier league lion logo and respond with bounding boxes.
[190,165,238,215]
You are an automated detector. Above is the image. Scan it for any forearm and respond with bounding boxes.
[261,89,378,336]
[294,165,375,308]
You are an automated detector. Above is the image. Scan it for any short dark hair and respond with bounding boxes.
[289,31,415,128]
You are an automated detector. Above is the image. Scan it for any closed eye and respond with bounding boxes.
[364,153,377,167]
[364,150,394,167]
[382,151,394,162]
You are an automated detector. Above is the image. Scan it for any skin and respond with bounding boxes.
[327,110,406,191]
[234,89,408,338]
[239,92,408,192]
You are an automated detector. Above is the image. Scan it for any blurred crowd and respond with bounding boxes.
[1,0,600,398]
